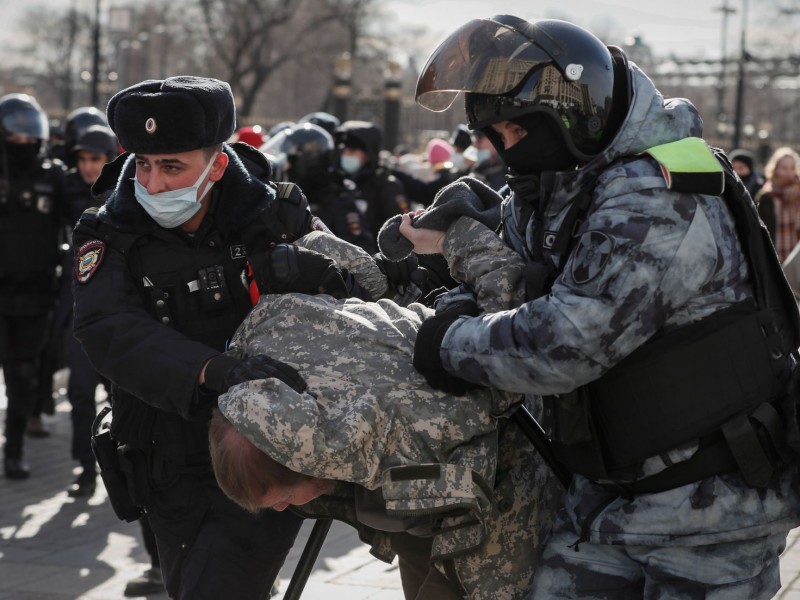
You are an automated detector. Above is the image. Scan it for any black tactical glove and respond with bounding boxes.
[203,354,307,395]
[413,302,482,396]
[249,244,349,298]
[373,252,423,295]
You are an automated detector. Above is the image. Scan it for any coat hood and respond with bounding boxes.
[544,63,705,215]
[334,120,382,168]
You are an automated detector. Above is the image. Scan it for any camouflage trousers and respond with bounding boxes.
[528,507,787,599]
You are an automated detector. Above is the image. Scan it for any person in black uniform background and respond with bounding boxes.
[334,120,410,240]
[71,76,347,600]
[0,93,66,480]
[262,122,377,253]
[58,124,119,497]
[48,106,109,168]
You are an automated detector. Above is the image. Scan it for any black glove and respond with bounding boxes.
[373,252,421,295]
[203,354,307,394]
[249,244,349,298]
[417,254,458,292]
[413,302,482,396]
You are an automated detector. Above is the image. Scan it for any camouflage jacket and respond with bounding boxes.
[219,224,564,598]
[439,64,800,546]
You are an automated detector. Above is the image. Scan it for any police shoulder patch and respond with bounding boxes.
[570,231,614,285]
[346,211,363,236]
[75,239,106,284]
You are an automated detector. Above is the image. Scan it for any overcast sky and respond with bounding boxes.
[386,0,735,59]
[0,0,738,62]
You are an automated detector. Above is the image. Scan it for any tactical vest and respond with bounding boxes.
[536,138,800,493]
[0,159,63,278]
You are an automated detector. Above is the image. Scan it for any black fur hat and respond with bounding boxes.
[107,76,235,154]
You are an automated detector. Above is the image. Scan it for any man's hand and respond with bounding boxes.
[413,302,482,396]
[202,354,307,394]
[249,244,349,298]
[398,211,446,255]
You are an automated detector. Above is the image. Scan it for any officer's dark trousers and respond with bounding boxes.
[147,473,303,600]
[66,330,101,468]
[139,514,160,569]
[0,313,50,460]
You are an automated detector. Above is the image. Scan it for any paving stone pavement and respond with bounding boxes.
[1,373,799,599]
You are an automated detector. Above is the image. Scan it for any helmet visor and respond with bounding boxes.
[2,108,49,140]
[415,17,556,112]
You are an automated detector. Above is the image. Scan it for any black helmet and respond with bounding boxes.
[266,120,296,139]
[260,123,334,193]
[0,93,49,141]
[415,15,629,162]
[64,106,108,154]
[298,112,341,136]
[73,124,119,158]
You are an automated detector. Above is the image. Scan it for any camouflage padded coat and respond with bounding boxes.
[439,64,800,547]
[218,224,564,599]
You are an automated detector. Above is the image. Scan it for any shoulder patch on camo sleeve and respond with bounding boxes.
[571,231,614,284]
[75,239,106,284]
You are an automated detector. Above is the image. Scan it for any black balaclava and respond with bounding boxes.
[3,141,41,173]
[486,112,578,176]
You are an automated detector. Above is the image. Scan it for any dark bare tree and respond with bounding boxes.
[18,5,93,113]
[192,0,389,118]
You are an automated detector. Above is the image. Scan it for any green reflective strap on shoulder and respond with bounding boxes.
[641,137,725,196]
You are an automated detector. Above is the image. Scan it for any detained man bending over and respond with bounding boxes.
[209,178,565,600]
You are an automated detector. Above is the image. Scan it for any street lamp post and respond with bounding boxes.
[714,0,736,126]
[383,60,402,151]
[90,0,101,106]
[732,0,749,149]
[332,52,353,123]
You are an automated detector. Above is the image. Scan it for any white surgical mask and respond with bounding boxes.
[475,149,492,164]
[340,154,362,175]
[134,156,217,229]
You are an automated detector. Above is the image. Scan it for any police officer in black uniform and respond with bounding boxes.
[71,76,346,600]
[262,122,377,253]
[0,93,66,480]
[56,124,119,497]
[334,120,410,240]
[53,106,109,168]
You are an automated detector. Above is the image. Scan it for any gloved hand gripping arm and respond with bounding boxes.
[201,354,307,395]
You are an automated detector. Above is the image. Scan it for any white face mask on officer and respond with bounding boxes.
[133,155,217,229]
[340,154,363,175]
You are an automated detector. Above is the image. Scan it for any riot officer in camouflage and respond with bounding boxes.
[407,15,800,599]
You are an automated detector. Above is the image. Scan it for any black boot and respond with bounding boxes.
[68,468,97,497]
[124,567,164,597]
[4,457,31,480]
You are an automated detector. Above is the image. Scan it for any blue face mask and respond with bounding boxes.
[340,154,362,175]
[134,156,216,229]
[475,149,492,164]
